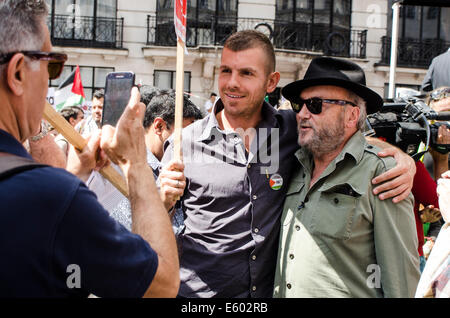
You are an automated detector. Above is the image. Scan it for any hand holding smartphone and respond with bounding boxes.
[101,71,136,127]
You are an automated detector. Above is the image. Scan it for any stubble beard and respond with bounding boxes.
[298,112,346,159]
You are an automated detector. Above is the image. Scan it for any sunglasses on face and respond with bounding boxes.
[0,51,68,80]
[290,97,357,114]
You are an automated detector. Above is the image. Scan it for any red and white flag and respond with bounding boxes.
[54,65,86,111]
[174,0,187,48]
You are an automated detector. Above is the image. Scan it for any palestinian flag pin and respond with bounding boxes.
[269,174,283,191]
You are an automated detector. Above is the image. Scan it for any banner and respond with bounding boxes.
[54,65,86,111]
[174,0,187,47]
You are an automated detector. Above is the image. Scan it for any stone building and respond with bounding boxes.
[45,0,450,111]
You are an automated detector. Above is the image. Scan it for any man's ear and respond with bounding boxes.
[346,106,360,129]
[152,117,167,136]
[6,53,26,96]
[266,71,280,94]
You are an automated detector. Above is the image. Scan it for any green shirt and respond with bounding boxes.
[273,132,420,298]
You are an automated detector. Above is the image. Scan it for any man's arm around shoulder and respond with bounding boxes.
[366,137,416,203]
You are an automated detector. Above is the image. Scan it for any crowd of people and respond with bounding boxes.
[0,0,449,298]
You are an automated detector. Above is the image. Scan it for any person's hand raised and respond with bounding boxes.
[100,87,147,172]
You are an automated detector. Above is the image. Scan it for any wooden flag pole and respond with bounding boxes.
[173,39,185,161]
[43,102,129,198]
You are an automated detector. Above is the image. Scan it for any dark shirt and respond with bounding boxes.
[0,129,158,297]
[162,100,299,297]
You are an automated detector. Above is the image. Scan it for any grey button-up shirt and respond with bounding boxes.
[162,100,299,297]
[89,150,185,236]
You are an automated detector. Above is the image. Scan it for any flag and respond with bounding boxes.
[174,0,187,47]
[54,65,85,111]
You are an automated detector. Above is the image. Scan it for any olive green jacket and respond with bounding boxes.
[274,131,420,298]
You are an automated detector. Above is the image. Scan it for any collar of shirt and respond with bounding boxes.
[146,148,162,177]
[296,131,367,176]
[0,129,33,159]
[196,98,280,142]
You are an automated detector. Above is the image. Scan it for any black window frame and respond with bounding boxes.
[46,0,118,19]
[274,0,354,56]
[154,0,238,47]
[275,0,352,29]
[153,70,192,93]
[394,2,443,41]
[46,0,124,49]
[49,65,115,100]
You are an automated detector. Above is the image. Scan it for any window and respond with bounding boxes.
[276,0,351,27]
[399,6,416,19]
[46,0,122,48]
[427,7,439,20]
[388,1,449,42]
[154,71,191,93]
[155,0,238,46]
[49,65,114,100]
[275,0,352,54]
[45,0,116,18]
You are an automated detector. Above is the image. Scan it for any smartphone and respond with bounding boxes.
[101,71,135,127]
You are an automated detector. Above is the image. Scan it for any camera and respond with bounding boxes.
[365,95,450,160]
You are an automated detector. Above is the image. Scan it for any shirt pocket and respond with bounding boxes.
[282,180,305,227]
[311,183,362,240]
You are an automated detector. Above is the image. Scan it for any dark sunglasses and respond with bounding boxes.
[290,97,357,114]
[0,51,68,80]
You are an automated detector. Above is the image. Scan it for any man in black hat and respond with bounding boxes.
[161,30,417,298]
[273,57,420,298]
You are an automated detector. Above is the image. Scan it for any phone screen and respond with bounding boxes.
[101,72,135,127]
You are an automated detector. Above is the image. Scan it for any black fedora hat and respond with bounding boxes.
[282,57,383,114]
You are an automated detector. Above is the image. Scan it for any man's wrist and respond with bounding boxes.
[431,145,450,155]
[30,121,48,142]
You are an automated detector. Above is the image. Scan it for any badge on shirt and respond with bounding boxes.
[269,174,283,190]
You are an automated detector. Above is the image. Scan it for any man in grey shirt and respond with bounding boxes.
[87,89,202,233]
[162,30,417,298]
[421,48,450,92]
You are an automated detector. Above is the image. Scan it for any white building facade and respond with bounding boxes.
[46,0,450,112]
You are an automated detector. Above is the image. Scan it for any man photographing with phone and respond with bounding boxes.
[0,0,179,297]
[101,72,135,127]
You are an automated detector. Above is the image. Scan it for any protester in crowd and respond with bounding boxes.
[273,57,420,298]
[419,124,450,263]
[87,88,203,234]
[203,92,217,113]
[75,88,104,136]
[140,84,163,106]
[427,86,450,113]
[410,160,442,274]
[54,106,84,157]
[416,170,450,298]
[161,30,417,298]
[423,87,450,182]
[421,48,450,92]
[0,0,178,297]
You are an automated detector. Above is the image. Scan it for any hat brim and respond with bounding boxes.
[282,78,383,114]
